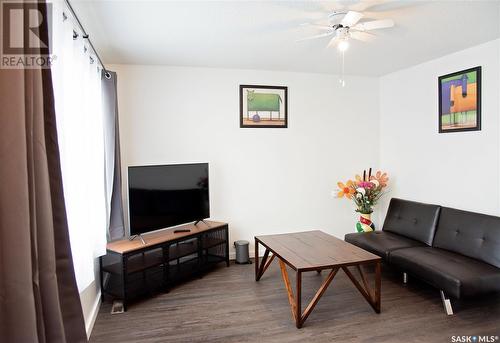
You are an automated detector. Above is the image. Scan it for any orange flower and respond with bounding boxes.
[370,171,389,187]
[337,180,355,199]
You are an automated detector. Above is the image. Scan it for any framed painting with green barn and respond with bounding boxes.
[240,85,288,128]
[438,66,481,133]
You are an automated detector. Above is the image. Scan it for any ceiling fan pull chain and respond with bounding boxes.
[339,50,346,88]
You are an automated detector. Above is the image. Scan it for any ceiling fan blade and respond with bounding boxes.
[327,35,339,48]
[352,19,394,31]
[296,31,334,42]
[327,11,346,25]
[340,11,364,27]
[350,31,376,42]
[300,23,333,30]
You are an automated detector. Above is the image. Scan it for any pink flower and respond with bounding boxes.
[359,181,373,189]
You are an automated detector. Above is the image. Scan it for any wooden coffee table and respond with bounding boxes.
[255,230,381,328]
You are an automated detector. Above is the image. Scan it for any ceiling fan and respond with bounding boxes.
[298,10,395,51]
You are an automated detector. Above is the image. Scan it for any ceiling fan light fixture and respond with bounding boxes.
[338,39,349,52]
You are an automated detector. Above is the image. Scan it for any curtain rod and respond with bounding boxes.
[64,0,111,79]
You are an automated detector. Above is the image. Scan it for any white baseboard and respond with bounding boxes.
[85,291,101,340]
[229,249,263,261]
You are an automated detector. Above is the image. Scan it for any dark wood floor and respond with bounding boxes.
[90,260,500,343]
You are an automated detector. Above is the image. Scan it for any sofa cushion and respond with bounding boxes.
[382,198,441,246]
[433,207,500,268]
[390,247,500,298]
[345,231,425,260]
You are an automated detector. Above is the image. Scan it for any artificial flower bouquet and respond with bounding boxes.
[336,168,389,232]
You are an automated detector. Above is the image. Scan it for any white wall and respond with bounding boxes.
[109,39,500,260]
[110,65,380,256]
[379,39,500,221]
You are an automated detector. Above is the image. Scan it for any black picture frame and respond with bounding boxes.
[438,66,481,133]
[240,85,288,128]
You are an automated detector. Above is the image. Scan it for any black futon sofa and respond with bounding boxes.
[345,198,500,315]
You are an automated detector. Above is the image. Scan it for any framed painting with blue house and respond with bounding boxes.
[438,66,481,133]
[240,85,288,128]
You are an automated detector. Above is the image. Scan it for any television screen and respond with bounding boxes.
[128,163,209,236]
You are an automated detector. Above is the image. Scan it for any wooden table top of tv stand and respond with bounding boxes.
[106,221,227,254]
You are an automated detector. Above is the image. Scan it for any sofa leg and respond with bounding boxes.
[440,290,454,315]
[403,272,408,284]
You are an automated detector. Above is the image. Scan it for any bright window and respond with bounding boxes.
[51,1,107,292]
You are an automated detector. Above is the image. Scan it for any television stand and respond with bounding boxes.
[129,234,147,245]
[194,219,210,227]
[100,221,229,311]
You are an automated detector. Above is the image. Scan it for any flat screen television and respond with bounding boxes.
[128,163,209,236]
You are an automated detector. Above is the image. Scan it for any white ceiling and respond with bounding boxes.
[72,0,500,76]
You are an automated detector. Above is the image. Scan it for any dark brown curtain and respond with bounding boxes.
[0,1,87,342]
